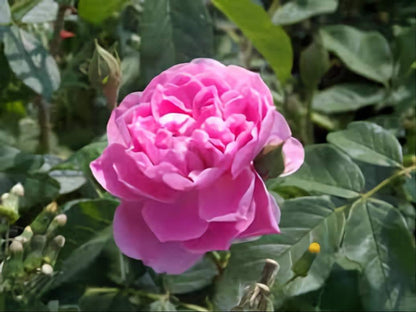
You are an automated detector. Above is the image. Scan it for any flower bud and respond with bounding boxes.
[31,202,58,234]
[0,191,20,223]
[24,235,47,271]
[15,226,33,247]
[254,144,285,180]
[2,240,24,278]
[10,240,24,256]
[88,40,121,109]
[11,183,24,197]
[46,214,67,237]
[291,242,321,277]
[41,263,54,275]
[43,235,65,265]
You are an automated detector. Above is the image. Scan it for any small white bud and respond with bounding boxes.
[1,193,10,201]
[41,263,53,275]
[11,183,24,197]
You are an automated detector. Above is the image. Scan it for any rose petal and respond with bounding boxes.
[280,137,304,177]
[198,168,255,222]
[142,192,208,242]
[107,92,142,146]
[114,201,202,274]
[90,144,177,202]
[238,173,280,238]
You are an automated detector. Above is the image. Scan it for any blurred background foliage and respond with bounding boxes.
[0,0,415,311]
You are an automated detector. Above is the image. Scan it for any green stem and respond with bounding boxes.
[34,96,51,154]
[361,164,416,200]
[304,89,315,145]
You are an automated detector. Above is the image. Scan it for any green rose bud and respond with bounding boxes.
[88,40,121,109]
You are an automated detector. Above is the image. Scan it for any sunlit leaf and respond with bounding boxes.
[327,122,403,167]
[212,0,292,82]
[272,0,338,25]
[0,0,11,24]
[2,26,60,99]
[320,25,393,85]
[312,83,386,113]
[78,0,128,25]
[140,0,213,85]
[275,144,365,198]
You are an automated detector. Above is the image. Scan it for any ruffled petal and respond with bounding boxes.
[238,173,280,238]
[113,201,202,274]
[142,192,208,242]
[280,137,304,177]
[198,168,255,222]
[107,92,142,146]
[90,144,177,202]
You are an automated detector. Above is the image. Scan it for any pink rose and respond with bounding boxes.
[90,59,304,274]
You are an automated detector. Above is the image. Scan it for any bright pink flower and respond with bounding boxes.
[90,59,304,274]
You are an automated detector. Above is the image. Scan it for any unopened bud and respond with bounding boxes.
[2,241,24,278]
[15,226,33,246]
[88,40,121,109]
[308,242,320,254]
[41,263,53,275]
[45,202,58,214]
[291,243,320,277]
[43,235,65,265]
[0,192,19,223]
[54,235,66,248]
[1,193,9,201]
[24,235,47,271]
[46,214,67,237]
[31,202,58,234]
[11,183,24,197]
[10,240,24,255]
[254,144,285,180]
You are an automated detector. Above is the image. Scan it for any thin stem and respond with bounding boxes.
[34,96,51,154]
[361,164,416,200]
[50,4,68,59]
[304,89,315,145]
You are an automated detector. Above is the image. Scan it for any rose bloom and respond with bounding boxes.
[90,59,304,274]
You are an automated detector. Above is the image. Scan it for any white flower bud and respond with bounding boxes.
[41,263,53,275]
[11,183,24,197]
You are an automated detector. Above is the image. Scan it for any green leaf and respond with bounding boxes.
[327,122,403,167]
[20,0,58,24]
[52,226,113,289]
[79,288,135,312]
[165,256,218,294]
[150,299,176,312]
[343,199,416,310]
[10,0,42,22]
[78,0,127,25]
[213,196,345,310]
[140,0,213,85]
[393,25,416,81]
[2,26,60,99]
[277,144,365,198]
[300,40,330,89]
[59,198,117,256]
[49,170,87,195]
[53,141,107,176]
[320,25,393,85]
[0,0,11,24]
[272,0,338,25]
[312,83,386,113]
[0,145,43,173]
[212,0,292,82]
